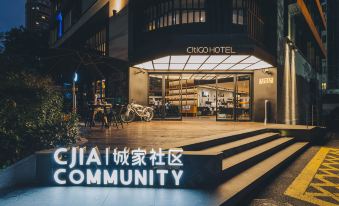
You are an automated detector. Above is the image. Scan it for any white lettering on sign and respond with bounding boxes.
[186,46,236,54]
[53,147,184,187]
[259,77,274,85]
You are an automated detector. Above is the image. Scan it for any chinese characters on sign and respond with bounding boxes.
[259,77,274,85]
[53,147,184,187]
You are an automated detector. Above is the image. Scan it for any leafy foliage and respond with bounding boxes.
[0,72,79,168]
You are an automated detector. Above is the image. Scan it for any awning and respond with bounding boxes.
[133,55,273,71]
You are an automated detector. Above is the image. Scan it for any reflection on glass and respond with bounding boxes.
[165,75,182,119]
[217,74,251,121]
[195,78,217,117]
[148,75,182,119]
[217,75,235,120]
[148,75,163,119]
[149,74,251,121]
[236,75,251,120]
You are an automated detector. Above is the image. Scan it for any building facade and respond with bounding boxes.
[50,0,327,125]
[26,0,51,32]
[327,0,339,89]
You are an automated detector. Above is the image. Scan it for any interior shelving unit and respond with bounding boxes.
[167,79,198,116]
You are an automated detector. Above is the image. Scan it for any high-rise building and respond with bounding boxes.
[25,0,51,32]
[327,0,339,89]
[49,0,327,125]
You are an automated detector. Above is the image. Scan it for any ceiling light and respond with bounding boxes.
[205,55,229,64]
[228,64,252,70]
[184,64,201,70]
[214,64,234,70]
[241,55,260,64]
[170,56,189,64]
[169,64,185,70]
[153,64,169,70]
[187,55,209,63]
[223,55,249,63]
[153,56,170,64]
[199,64,218,70]
[135,61,153,70]
[245,61,273,70]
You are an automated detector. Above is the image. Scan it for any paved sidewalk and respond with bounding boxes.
[250,135,339,206]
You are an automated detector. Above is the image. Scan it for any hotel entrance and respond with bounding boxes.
[133,54,273,122]
[148,73,252,121]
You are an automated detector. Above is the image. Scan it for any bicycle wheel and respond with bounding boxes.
[120,108,136,123]
[143,107,154,122]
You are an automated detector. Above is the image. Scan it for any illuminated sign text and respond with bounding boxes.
[53,147,184,187]
[186,46,236,54]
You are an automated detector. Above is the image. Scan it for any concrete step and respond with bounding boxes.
[214,142,309,206]
[201,132,280,158]
[222,137,294,179]
[182,128,269,151]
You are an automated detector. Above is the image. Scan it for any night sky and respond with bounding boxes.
[0,0,25,32]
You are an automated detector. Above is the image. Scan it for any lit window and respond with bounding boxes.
[145,0,206,31]
[321,83,327,90]
[232,0,244,25]
[35,22,40,25]
[41,16,46,19]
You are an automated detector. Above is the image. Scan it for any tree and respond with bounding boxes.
[0,27,79,168]
[0,27,49,74]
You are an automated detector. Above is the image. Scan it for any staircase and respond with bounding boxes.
[181,129,309,206]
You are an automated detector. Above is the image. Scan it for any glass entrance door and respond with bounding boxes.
[216,75,236,120]
[148,74,182,120]
[236,75,251,121]
[217,74,252,121]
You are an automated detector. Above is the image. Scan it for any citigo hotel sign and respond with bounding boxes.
[53,147,184,187]
[187,46,236,54]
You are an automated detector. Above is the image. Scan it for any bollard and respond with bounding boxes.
[264,100,269,125]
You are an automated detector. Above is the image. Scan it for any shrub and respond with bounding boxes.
[0,72,79,168]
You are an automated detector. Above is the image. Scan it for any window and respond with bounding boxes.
[85,28,107,55]
[64,11,72,31]
[144,0,206,32]
[233,0,244,25]
[233,0,264,43]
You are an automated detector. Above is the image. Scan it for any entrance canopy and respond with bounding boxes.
[133,55,273,71]
[149,73,245,80]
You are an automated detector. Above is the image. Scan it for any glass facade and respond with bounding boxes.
[148,73,252,121]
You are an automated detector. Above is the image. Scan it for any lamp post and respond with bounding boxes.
[72,72,78,113]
